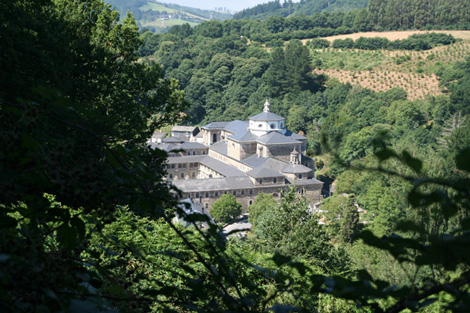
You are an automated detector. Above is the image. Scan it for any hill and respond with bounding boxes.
[105,0,232,32]
[309,30,470,99]
[234,0,369,20]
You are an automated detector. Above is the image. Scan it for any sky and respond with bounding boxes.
[156,0,300,12]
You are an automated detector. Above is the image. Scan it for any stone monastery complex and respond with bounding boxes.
[150,100,323,210]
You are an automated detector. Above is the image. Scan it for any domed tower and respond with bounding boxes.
[247,100,286,137]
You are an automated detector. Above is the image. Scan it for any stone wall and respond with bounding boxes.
[181,182,322,211]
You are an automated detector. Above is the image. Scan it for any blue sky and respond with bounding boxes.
[156,0,300,12]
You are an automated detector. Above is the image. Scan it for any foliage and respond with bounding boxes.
[252,186,349,274]
[248,193,278,231]
[322,194,360,243]
[210,193,243,223]
[368,0,470,30]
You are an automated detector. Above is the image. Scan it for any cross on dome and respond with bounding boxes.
[263,99,270,112]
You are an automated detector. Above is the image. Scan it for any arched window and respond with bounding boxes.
[270,123,275,129]
[212,133,217,143]
[280,122,284,128]
[169,174,173,179]
[258,124,262,128]
[180,173,185,179]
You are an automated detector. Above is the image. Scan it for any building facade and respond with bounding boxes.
[154,100,323,211]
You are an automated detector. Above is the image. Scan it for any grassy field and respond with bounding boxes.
[140,2,177,13]
[306,31,470,99]
[140,2,209,21]
[139,18,199,29]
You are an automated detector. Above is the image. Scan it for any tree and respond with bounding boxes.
[210,194,243,224]
[322,194,359,244]
[248,192,277,230]
[254,186,348,273]
[0,1,186,311]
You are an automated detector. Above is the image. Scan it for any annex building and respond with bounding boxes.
[151,101,323,211]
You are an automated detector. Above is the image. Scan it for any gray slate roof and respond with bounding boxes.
[229,130,258,143]
[172,176,254,192]
[176,142,207,150]
[286,177,323,187]
[256,132,301,145]
[151,131,167,139]
[164,136,185,143]
[202,121,230,129]
[154,143,176,152]
[242,155,289,172]
[167,155,206,164]
[210,141,228,156]
[282,163,313,174]
[247,167,282,178]
[249,111,285,121]
[172,125,198,132]
[223,120,249,134]
[199,156,246,177]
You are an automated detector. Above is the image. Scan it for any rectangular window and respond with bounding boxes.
[180,173,185,179]
[249,189,253,195]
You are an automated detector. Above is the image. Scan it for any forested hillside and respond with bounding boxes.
[234,0,369,20]
[368,0,470,30]
[2,0,470,312]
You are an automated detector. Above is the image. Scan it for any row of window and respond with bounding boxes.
[193,189,254,199]
[257,177,279,184]
[169,172,197,179]
[168,162,200,169]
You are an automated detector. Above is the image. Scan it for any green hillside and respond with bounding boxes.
[234,0,369,20]
[105,0,232,32]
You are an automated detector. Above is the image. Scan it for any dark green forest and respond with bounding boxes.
[2,0,470,312]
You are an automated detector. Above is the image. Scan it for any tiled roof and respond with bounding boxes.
[172,126,198,132]
[172,176,254,192]
[223,120,248,134]
[282,163,313,174]
[176,142,207,150]
[228,130,258,143]
[153,143,176,152]
[247,167,282,178]
[202,121,230,129]
[286,177,323,187]
[151,131,166,139]
[210,141,228,156]
[242,155,269,168]
[249,111,285,121]
[167,155,206,164]
[256,132,301,145]
[199,156,246,177]
[164,136,185,143]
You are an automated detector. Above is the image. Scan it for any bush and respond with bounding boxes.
[332,38,355,49]
[309,38,330,49]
